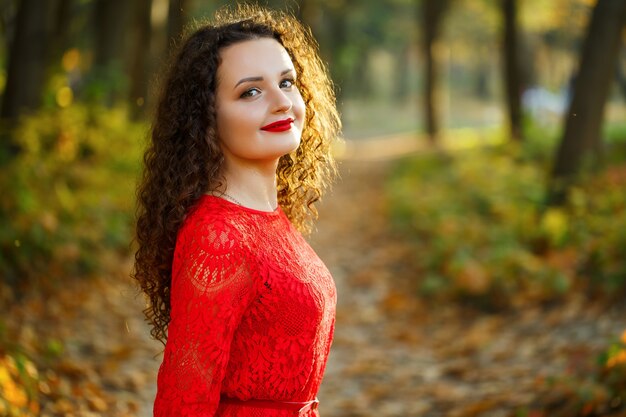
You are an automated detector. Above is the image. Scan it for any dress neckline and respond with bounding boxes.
[203,194,281,216]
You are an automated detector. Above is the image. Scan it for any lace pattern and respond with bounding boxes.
[154,196,336,417]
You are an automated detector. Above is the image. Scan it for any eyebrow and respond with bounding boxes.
[234,69,295,88]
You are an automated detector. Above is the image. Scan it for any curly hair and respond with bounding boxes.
[132,4,341,345]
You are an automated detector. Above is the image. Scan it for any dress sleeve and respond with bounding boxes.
[154,218,257,417]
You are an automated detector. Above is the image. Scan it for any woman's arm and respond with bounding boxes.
[154,218,257,417]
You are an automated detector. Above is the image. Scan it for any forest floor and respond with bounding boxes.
[7,136,626,417]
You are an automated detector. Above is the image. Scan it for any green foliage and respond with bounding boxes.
[387,136,626,307]
[0,104,145,287]
[604,121,626,164]
[599,331,626,403]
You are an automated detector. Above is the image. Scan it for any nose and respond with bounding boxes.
[271,88,293,114]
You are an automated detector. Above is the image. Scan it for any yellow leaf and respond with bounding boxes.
[62,48,81,72]
[0,363,11,384]
[3,377,28,407]
[56,86,73,108]
[607,350,626,368]
[540,208,569,246]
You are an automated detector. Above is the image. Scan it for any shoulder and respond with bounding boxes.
[177,195,246,255]
[171,196,261,295]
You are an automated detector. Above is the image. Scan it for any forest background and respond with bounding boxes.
[0,0,625,416]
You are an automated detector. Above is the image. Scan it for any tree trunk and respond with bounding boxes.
[549,0,626,205]
[422,0,450,144]
[167,0,189,53]
[92,0,132,105]
[1,0,54,124]
[502,0,523,141]
[296,0,318,28]
[50,0,74,60]
[128,0,153,120]
[94,0,131,67]
[325,7,349,105]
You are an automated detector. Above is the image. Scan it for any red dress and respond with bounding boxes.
[154,195,336,417]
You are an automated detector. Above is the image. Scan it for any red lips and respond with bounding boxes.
[261,118,294,132]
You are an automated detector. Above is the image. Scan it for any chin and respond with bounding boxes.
[264,134,301,155]
[284,138,302,155]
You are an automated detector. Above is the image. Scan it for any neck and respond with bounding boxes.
[217,158,279,211]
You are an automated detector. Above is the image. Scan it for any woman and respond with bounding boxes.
[132,5,341,417]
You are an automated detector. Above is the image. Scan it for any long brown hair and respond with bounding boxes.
[133,5,340,344]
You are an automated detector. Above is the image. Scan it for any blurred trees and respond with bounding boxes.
[0,0,190,133]
[1,0,53,127]
[422,0,452,144]
[0,0,623,287]
[0,0,616,134]
[167,0,189,53]
[0,0,172,287]
[297,0,417,105]
[550,0,626,204]
[501,0,523,141]
[128,0,153,120]
[91,0,132,106]
[0,0,611,136]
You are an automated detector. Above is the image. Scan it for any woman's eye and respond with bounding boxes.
[240,88,261,98]
[280,79,294,89]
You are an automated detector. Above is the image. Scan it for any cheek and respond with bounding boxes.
[217,106,254,144]
[216,111,230,143]
[294,93,306,122]
[217,111,240,152]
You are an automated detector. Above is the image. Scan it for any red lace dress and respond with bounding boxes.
[153,195,336,417]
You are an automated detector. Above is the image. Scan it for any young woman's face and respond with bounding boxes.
[215,37,305,165]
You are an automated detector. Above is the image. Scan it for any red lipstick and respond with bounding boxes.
[261,118,294,132]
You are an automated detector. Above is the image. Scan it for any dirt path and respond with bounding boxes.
[21,137,626,417]
[311,156,626,417]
